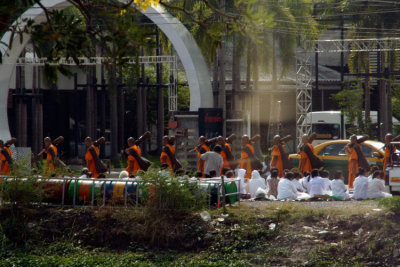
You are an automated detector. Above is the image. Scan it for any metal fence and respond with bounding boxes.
[0,176,241,209]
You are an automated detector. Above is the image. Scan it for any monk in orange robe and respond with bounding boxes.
[41,137,58,176]
[85,137,100,178]
[345,135,360,189]
[125,137,142,176]
[240,135,255,179]
[299,135,313,175]
[0,140,12,176]
[271,135,285,178]
[217,136,233,171]
[160,136,175,171]
[195,136,210,176]
[383,133,396,175]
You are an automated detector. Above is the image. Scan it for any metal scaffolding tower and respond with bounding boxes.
[295,53,312,149]
[295,37,400,148]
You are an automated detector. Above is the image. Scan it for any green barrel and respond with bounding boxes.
[224,181,237,204]
[68,180,81,203]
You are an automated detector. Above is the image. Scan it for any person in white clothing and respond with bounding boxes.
[291,172,304,192]
[277,172,298,200]
[331,171,349,199]
[309,169,327,197]
[261,156,271,179]
[249,170,266,198]
[353,168,369,200]
[367,171,392,199]
[368,165,379,181]
[200,145,224,177]
[320,170,332,192]
[300,171,311,193]
[237,168,248,195]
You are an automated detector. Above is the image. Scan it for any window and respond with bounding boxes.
[312,124,340,140]
[318,143,347,157]
[361,144,375,158]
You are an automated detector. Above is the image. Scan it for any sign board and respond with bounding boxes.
[198,108,223,138]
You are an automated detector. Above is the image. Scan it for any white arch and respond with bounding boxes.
[0,0,213,141]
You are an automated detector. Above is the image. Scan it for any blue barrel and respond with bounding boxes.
[103,181,115,200]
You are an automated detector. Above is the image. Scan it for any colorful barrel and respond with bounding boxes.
[68,180,81,203]
[224,181,238,204]
[103,181,115,200]
[112,181,126,204]
[90,181,103,203]
[42,179,70,203]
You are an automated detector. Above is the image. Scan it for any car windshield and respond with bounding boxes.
[365,141,385,153]
[312,124,340,140]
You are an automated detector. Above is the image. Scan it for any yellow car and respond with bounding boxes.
[289,140,384,184]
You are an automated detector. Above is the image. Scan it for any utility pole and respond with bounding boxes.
[218,0,226,137]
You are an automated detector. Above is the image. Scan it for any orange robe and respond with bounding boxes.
[197,144,210,175]
[0,147,12,175]
[383,145,396,175]
[348,145,360,189]
[299,143,313,174]
[126,145,142,176]
[271,145,285,178]
[221,143,232,170]
[160,144,175,171]
[45,144,58,172]
[85,145,100,178]
[240,144,254,179]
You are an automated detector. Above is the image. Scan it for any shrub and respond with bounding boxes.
[378,196,400,214]
[139,170,208,213]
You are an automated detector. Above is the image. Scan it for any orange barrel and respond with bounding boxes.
[112,181,126,204]
[42,178,71,203]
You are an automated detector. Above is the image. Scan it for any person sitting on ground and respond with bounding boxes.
[309,169,328,198]
[320,170,332,192]
[277,172,298,200]
[225,170,235,178]
[367,170,392,199]
[353,167,369,200]
[249,170,266,198]
[331,171,349,199]
[261,156,271,179]
[300,171,311,193]
[267,168,280,199]
[237,168,248,195]
[368,165,379,181]
[79,168,90,179]
[119,170,129,179]
[201,145,224,178]
[291,172,304,192]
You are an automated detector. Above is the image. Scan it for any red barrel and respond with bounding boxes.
[42,179,71,203]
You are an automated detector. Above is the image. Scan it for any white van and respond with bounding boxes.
[305,111,400,145]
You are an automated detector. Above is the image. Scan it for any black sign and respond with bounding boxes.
[198,108,223,138]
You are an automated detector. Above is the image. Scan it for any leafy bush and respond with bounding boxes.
[0,177,42,207]
[139,170,207,213]
[379,196,400,214]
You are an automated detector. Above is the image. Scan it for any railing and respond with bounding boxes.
[0,176,241,209]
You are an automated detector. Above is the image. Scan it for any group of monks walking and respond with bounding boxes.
[0,131,399,189]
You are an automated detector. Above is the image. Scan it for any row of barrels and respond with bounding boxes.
[0,178,239,206]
